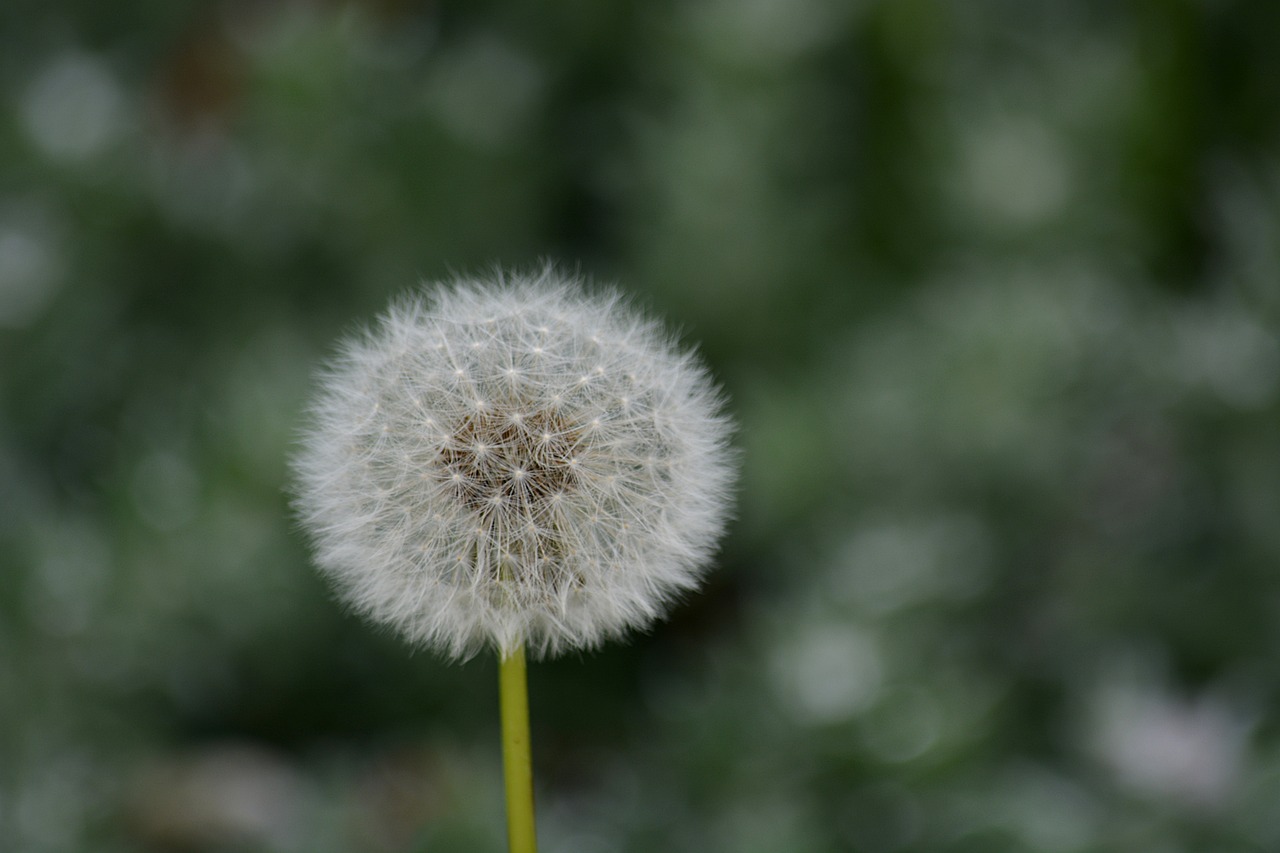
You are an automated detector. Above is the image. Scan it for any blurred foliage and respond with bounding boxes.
[3,1,1280,851]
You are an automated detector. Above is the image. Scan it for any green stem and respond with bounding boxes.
[499,645,538,853]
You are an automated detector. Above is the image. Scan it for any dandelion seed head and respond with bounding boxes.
[291,268,736,660]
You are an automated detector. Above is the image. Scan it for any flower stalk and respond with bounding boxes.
[499,646,537,853]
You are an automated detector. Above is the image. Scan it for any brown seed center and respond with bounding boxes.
[439,408,580,515]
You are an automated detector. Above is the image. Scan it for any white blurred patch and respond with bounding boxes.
[0,223,63,327]
[772,621,882,724]
[1171,299,1280,409]
[958,117,1070,229]
[21,53,125,162]
[1089,675,1252,810]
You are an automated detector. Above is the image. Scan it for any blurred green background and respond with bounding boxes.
[4,1,1280,851]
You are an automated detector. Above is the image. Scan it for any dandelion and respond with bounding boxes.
[291,267,736,852]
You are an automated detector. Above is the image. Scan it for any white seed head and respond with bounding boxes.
[291,269,736,660]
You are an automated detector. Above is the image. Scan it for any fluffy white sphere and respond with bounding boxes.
[292,269,736,660]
